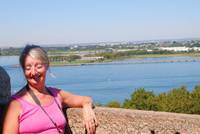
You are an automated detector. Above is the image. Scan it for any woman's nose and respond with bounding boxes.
[30,67,38,76]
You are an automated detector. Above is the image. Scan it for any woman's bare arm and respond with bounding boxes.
[3,100,21,134]
[59,90,93,108]
[59,90,98,134]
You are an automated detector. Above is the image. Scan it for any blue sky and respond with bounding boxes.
[0,0,200,47]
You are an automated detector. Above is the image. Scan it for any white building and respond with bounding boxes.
[159,47,189,52]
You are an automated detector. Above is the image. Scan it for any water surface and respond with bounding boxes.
[2,56,200,104]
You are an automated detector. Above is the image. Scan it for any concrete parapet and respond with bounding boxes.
[67,107,200,134]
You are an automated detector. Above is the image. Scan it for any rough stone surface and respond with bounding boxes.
[66,107,200,134]
[0,66,11,103]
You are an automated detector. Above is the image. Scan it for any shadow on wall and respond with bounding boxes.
[0,66,11,132]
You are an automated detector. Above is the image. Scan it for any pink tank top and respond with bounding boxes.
[13,87,66,134]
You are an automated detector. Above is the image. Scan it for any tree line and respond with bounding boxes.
[95,50,178,60]
[48,55,81,63]
[105,85,200,114]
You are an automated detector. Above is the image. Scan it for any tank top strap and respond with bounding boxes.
[11,95,25,105]
[47,87,62,108]
[11,95,33,114]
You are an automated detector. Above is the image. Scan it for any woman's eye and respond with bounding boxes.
[36,64,44,69]
[25,66,31,70]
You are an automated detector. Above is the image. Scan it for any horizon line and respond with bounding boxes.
[1,37,200,48]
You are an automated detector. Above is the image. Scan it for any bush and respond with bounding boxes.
[156,86,192,113]
[189,85,200,114]
[106,85,200,115]
[122,88,157,110]
[106,101,121,108]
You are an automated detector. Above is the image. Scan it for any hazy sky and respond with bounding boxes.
[0,0,200,47]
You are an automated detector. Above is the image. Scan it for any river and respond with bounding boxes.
[1,56,200,104]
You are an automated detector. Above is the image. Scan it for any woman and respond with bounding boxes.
[3,45,98,134]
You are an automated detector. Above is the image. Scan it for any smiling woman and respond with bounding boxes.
[3,45,98,134]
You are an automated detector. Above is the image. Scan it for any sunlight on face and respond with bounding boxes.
[24,55,47,86]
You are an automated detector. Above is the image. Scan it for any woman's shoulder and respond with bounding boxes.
[11,88,28,109]
[47,86,73,101]
[8,99,21,108]
[47,86,61,95]
[47,87,64,106]
[7,97,22,115]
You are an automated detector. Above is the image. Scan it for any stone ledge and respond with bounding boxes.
[66,107,200,134]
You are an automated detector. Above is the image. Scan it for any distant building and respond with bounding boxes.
[192,47,200,51]
[159,47,189,52]
[159,46,200,52]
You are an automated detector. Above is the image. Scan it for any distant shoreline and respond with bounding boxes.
[50,54,200,66]
[8,55,200,68]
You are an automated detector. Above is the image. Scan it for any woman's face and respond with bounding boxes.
[24,55,47,87]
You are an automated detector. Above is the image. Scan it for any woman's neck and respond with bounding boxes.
[27,84,46,94]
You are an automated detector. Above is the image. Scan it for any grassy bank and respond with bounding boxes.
[49,52,200,66]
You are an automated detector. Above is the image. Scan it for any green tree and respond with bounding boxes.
[122,88,157,110]
[67,55,81,62]
[157,86,191,113]
[106,85,200,115]
[190,85,200,114]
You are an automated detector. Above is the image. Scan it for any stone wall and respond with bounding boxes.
[66,107,200,134]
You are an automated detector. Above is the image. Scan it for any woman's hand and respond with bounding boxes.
[83,103,98,134]
[59,90,98,133]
